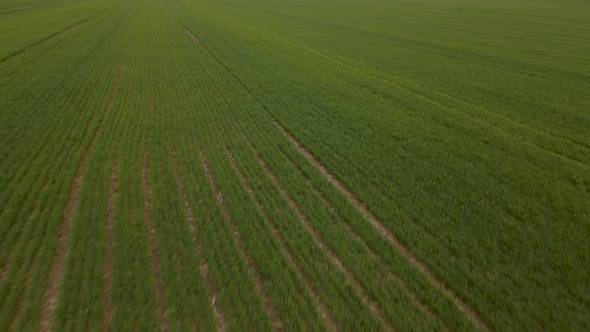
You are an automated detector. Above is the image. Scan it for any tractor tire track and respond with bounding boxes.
[38,45,127,332]
[198,143,283,331]
[272,118,489,332]
[247,140,392,331]
[226,147,337,331]
[173,56,230,332]
[172,146,227,332]
[184,28,200,44]
[182,16,481,330]
[281,146,438,323]
[177,19,199,44]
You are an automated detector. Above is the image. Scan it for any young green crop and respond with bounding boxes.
[1,0,588,330]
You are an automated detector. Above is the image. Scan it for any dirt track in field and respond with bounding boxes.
[173,146,227,332]
[272,118,488,331]
[226,147,338,331]
[38,48,128,332]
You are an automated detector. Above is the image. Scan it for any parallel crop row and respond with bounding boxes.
[173,19,478,331]
[173,3,590,329]
[1,0,588,330]
[0,9,130,330]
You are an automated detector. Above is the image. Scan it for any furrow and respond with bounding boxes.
[285,151,439,323]
[172,146,227,332]
[198,143,283,331]
[142,144,169,332]
[177,18,200,44]
[184,29,200,44]
[248,141,392,331]
[38,47,128,332]
[226,147,338,332]
[102,151,119,332]
[340,221,436,322]
[272,118,488,331]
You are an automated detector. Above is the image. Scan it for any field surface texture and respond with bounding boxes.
[1,0,589,330]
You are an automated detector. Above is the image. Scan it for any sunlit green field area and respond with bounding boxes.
[1,0,589,330]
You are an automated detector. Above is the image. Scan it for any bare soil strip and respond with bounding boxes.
[174,52,225,331]
[176,18,200,44]
[172,146,227,332]
[286,156,437,322]
[38,48,128,332]
[272,119,488,331]
[184,29,200,44]
[142,145,169,332]
[226,148,338,331]
[102,151,119,331]
[248,141,392,331]
[198,143,283,330]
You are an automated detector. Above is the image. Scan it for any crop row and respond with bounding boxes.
[0,8,131,330]
[171,16,483,330]
[2,0,588,330]
[172,3,590,329]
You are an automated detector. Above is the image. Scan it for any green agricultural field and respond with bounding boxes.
[1,0,589,330]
